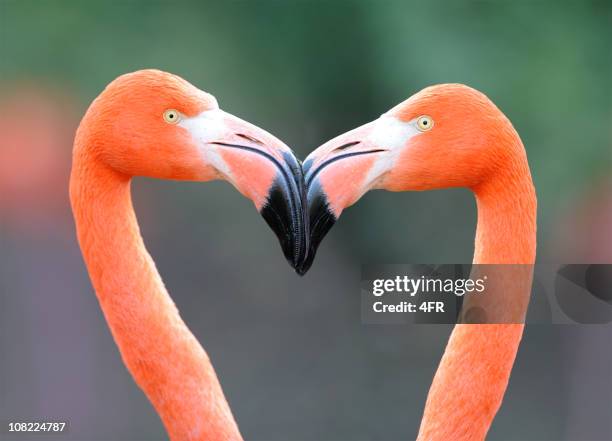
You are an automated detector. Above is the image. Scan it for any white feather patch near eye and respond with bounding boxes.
[179,109,227,144]
[368,115,420,150]
[364,115,420,187]
[179,109,232,179]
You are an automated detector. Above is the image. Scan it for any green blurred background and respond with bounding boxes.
[1,1,610,440]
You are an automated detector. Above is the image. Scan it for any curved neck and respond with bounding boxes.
[418,141,537,441]
[462,156,538,323]
[70,149,242,441]
[473,155,537,265]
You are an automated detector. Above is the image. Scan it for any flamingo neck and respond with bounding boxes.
[70,148,242,441]
[417,139,537,441]
[473,154,537,265]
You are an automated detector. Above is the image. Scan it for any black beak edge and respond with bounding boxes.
[259,152,310,274]
[295,180,337,275]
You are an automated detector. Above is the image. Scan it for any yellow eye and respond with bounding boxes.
[416,115,434,131]
[163,109,181,124]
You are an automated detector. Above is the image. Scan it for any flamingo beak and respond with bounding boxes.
[299,121,389,274]
[181,109,308,272]
[258,151,309,273]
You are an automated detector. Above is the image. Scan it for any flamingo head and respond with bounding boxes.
[300,84,520,273]
[77,69,307,271]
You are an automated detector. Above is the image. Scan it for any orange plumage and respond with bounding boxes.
[71,69,306,440]
[304,84,537,440]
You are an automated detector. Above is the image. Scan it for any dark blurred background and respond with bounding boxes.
[1,1,610,440]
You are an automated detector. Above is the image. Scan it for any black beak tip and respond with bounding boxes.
[259,177,308,273]
[296,183,337,275]
[295,252,315,276]
[294,266,308,276]
[294,258,311,276]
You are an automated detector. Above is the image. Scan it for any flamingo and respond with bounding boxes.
[69,69,307,440]
[301,84,537,440]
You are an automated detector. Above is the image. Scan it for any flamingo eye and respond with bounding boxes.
[416,115,434,131]
[163,109,181,124]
